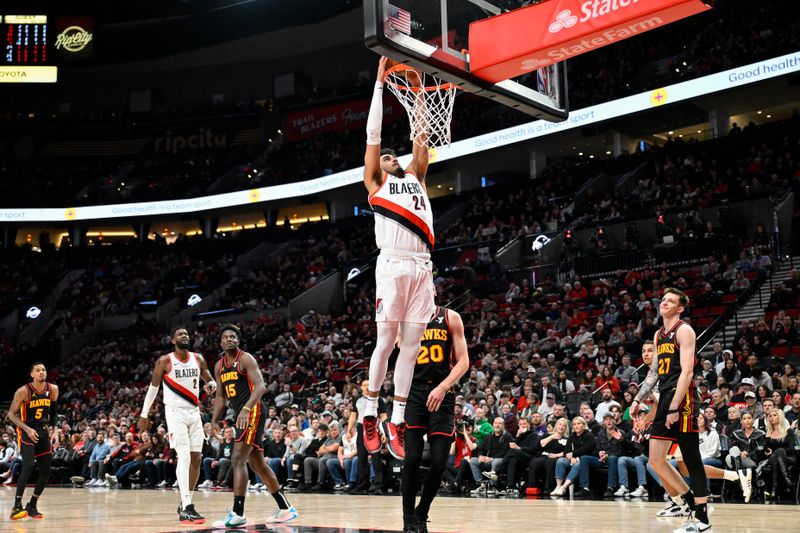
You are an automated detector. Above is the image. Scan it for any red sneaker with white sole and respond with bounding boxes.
[362,416,381,454]
[382,421,405,460]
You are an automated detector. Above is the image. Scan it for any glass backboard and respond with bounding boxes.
[364,0,569,121]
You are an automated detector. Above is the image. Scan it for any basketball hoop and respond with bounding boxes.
[383,64,459,148]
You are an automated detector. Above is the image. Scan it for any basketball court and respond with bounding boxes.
[0,487,793,532]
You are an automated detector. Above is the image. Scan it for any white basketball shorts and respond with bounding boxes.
[165,405,205,453]
[375,252,436,323]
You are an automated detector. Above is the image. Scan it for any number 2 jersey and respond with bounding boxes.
[368,170,435,254]
[163,351,201,409]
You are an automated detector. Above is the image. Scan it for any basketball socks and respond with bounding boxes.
[681,491,696,511]
[271,489,290,510]
[391,400,407,425]
[364,396,379,418]
[29,494,39,507]
[694,503,709,524]
[14,496,22,508]
[233,496,245,516]
[176,453,192,509]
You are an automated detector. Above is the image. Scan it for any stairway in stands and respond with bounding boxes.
[699,257,798,358]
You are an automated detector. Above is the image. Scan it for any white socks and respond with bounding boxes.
[391,400,407,425]
[364,396,379,418]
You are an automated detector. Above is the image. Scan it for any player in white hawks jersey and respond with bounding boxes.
[362,56,436,461]
[138,326,216,525]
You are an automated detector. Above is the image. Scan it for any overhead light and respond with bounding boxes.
[679,134,683,138]
[697,130,702,133]
[766,114,772,118]
[668,131,674,135]
[757,110,762,114]
[589,155,595,159]
[578,152,584,156]
[606,150,612,155]
[449,187,454,191]
[437,184,442,188]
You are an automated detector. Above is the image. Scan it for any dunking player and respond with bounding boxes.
[402,306,469,533]
[7,362,60,520]
[363,56,436,460]
[210,324,297,528]
[138,326,215,524]
[630,289,712,533]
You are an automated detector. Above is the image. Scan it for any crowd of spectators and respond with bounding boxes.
[2,221,797,503]
[577,123,800,232]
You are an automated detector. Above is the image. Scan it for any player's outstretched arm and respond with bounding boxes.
[240,352,267,406]
[405,66,429,182]
[427,310,470,412]
[364,57,388,194]
[50,384,61,446]
[196,353,217,395]
[631,354,658,418]
[209,359,225,438]
[7,386,37,443]
[138,356,168,434]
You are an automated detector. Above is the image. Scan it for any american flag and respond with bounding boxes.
[387,4,412,35]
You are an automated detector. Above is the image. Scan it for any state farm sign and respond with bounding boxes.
[469,0,711,83]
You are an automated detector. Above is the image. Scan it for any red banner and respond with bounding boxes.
[284,97,405,142]
[469,0,711,83]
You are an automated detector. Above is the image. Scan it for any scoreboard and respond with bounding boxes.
[1,15,93,83]
[4,15,50,65]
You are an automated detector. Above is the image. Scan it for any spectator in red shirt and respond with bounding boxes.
[569,281,588,301]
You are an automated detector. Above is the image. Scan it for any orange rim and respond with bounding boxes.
[383,64,459,93]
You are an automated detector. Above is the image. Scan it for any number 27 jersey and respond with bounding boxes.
[656,320,692,391]
[369,171,435,254]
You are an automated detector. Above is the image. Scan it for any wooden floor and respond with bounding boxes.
[1,486,796,532]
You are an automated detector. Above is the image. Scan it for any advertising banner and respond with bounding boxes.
[284,96,404,141]
[469,0,711,82]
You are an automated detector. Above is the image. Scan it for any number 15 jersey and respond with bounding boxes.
[369,171,435,254]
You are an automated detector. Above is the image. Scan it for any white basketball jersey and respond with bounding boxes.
[163,352,201,409]
[368,171,435,254]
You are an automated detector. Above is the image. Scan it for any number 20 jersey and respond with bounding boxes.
[368,171,435,254]
[413,306,454,388]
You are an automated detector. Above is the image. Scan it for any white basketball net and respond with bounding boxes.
[384,66,459,148]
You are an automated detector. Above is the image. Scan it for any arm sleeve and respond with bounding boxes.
[366,81,384,145]
[140,385,160,418]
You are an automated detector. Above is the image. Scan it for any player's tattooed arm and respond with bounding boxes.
[633,358,658,404]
